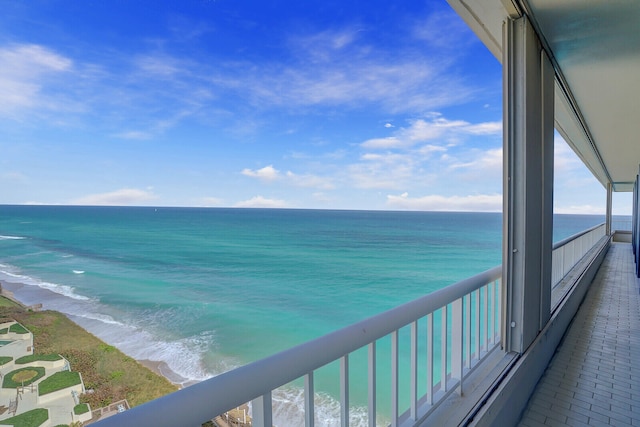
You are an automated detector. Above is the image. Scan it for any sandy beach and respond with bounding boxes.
[139,359,200,388]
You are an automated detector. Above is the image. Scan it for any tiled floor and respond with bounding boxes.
[518,242,640,427]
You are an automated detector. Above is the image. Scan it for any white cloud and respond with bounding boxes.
[113,130,154,140]
[289,29,360,61]
[386,192,502,212]
[213,31,475,114]
[0,44,73,117]
[135,55,183,79]
[361,115,501,150]
[241,165,281,181]
[464,122,502,135]
[312,192,332,203]
[412,7,478,51]
[200,197,224,207]
[554,137,583,172]
[361,137,403,149]
[348,113,502,192]
[285,171,335,190]
[349,153,416,189]
[449,148,502,171]
[234,196,287,208]
[1,171,28,183]
[72,188,158,206]
[553,204,605,215]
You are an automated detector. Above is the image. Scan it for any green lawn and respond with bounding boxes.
[38,371,81,395]
[2,367,46,388]
[0,408,48,427]
[0,356,12,366]
[16,354,63,364]
[73,403,90,415]
[9,323,28,334]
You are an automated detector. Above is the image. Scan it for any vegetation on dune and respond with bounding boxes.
[0,301,178,409]
[0,408,48,427]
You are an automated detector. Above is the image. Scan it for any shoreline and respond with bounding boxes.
[139,358,200,389]
[0,278,194,391]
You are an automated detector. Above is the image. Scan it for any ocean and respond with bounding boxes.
[0,206,609,425]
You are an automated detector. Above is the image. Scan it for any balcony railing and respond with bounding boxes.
[94,224,606,427]
[551,223,606,288]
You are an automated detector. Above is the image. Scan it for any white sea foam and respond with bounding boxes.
[72,270,85,274]
[0,235,26,240]
[0,268,90,301]
[73,312,129,328]
[258,387,375,427]
[33,280,91,301]
[90,323,215,384]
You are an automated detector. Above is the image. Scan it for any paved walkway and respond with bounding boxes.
[518,242,640,426]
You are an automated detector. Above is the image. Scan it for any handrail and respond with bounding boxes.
[552,223,604,250]
[551,223,606,288]
[95,266,502,427]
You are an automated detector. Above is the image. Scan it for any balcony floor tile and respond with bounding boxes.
[518,242,640,427]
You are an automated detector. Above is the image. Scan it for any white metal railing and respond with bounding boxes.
[551,223,606,288]
[93,225,605,427]
[611,219,632,232]
[94,266,502,427]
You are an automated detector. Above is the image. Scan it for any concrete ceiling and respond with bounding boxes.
[447,0,640,192]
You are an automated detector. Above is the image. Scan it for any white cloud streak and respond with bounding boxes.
[0,44,73,118]
[285,171,335,190]
[72,188,158,206]
[234,196,287,208]
[386,192,502,212]
[361,115,501,150]
[242,165,281,181]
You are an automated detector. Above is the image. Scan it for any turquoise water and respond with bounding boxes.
[0,206,608,425]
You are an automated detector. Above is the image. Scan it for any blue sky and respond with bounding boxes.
[0,0,627,214]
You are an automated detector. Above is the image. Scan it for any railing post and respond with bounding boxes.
[305,373,314,427]
[368,342,376,427]
[441,306,448,393]
[606,182,612,236]
[341,355,349,427]
[391,330,399,426]
[452,298,463,395]
[475,291,481,360]
[252,392,272,427]
[411,321,418,419]
[426,313,434,405]
[464,294,471,368]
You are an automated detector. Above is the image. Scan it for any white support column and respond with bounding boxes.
[606,182,613,235]
[502,16,554,354]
